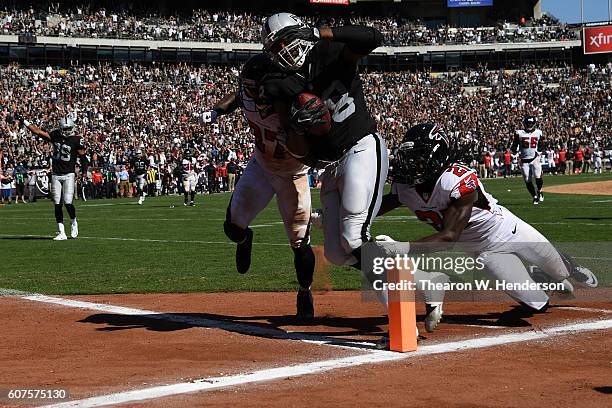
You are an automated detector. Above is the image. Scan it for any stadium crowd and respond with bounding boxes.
[1,61,611,202]
[0,5,578,46]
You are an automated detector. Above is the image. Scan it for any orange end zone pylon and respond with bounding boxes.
[387,264,417,352]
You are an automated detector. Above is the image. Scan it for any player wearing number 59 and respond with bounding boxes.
[15,114,88,240]
[261,13,387,275]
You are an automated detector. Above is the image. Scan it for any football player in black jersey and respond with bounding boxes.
[180,148,198,207]
[131,149,148,205]
[16,114,88,240]
[261,14,388,271]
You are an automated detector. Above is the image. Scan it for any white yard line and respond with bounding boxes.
[38,318,612,408]
[556,306,612,314]
[0,234,287,246]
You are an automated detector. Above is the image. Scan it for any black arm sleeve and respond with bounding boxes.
[537,136,544,151]
[213,93,241,115]
[330,26,383,55]
[79,154,89,173]
[510,134,520,153]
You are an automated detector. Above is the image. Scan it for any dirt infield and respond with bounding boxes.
[542,180,612,196]
[1,291,610,407]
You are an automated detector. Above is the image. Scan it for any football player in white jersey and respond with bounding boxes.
[180,148,198,206]
[378,123,598,317]
[204,54,315,319]
[512,116,544,205]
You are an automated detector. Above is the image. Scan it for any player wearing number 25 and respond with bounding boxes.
[14,113,88,240]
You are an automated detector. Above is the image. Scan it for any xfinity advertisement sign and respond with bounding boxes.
[448,0,493,7]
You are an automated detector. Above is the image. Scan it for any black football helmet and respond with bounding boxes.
[238,54,272,112]
[393,123,452,186]
[524,115,536,132]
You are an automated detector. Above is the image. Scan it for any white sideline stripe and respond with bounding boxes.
[0,234,286,247]
[531,222,612,227]
[557,306,612,314]
[39,318,612,408]
[2,218,278,226]
[591,199,612,203]
[9,292,380,352]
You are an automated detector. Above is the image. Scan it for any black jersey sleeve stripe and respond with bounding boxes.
[360,133,382,243]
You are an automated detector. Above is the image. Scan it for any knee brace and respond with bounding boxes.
[292,244,315,289]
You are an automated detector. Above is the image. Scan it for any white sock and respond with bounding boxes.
[71,218,78,226]
[58,223,65,234]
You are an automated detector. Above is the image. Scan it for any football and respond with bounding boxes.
[293,92,332,137]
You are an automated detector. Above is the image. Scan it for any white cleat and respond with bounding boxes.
[53,232,68,241]
[571,266,598,288]
[557,279,574,294]
[425,303,444,333]
[539,193,544,202]
[137,197,143,205]
[71,221,79,239]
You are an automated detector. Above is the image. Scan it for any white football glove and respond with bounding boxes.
[200,110,218,124]
[310,209,324,230]
[375,235,396,242]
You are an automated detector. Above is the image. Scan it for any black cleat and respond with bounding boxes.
[236,228,253,274]
[296,288,314,320]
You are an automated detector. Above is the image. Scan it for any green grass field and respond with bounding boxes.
[1,173,611,295]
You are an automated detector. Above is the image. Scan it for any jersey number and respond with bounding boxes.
[248,120,285,159]
[445,164,470,177]
[322,80,355,123]
[521,137,538,148]
[414,210,443,231]
[53,143,72,162]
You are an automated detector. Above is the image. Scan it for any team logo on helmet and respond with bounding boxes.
[393,123,453,186]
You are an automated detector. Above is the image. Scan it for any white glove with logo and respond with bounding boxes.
[200,110,218,124]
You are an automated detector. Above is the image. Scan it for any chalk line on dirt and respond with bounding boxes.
[37,318,612,408]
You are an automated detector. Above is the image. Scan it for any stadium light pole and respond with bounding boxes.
[580,0,583,24]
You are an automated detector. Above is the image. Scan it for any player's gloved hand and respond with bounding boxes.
[275,25,320,44]
[13,113,24,125]
[374,235,411,258]
[310,209,324,230]
[289,99,326,135]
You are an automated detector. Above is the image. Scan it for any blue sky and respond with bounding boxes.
[541,0,610,23]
